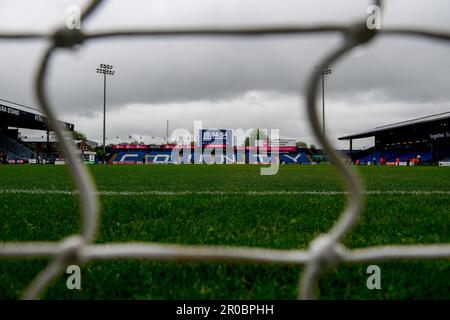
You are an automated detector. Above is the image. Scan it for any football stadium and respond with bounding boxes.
[0,0,449,310]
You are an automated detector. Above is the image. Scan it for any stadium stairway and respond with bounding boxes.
[108,153,118,163]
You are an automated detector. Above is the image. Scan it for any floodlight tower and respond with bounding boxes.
[96,64,115,164]
[316,65,332,136]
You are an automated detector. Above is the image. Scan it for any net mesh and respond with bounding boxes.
[0,0,449,300]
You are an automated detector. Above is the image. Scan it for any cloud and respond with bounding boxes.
[1,0,449,150]
[66,90,306,143]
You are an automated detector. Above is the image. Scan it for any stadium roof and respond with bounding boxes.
[0,103,74,132]
[338,111,450,140]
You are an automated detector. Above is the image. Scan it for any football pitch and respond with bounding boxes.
[0,165,449,299]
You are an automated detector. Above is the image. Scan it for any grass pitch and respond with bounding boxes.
[0,165,449,299]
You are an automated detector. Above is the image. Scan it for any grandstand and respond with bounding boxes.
[339,111,450,165]
[109,142,317,165]
[111,112,450,166]
[109,128,320,165]
[0,102,74,163]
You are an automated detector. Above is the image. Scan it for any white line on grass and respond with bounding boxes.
[0,189,449,196]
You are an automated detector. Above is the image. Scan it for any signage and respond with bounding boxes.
[200,129,232,147]
[0,103,73,131]
[429,132,450,140]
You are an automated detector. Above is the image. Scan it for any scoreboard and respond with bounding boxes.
[199,129,232,147]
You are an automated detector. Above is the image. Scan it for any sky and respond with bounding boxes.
[0,0,449,149]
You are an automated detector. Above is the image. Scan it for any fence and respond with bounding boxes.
[0,0,449,300]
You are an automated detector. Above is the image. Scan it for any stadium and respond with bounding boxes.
[0,0,449,310]
[3,105,449,166]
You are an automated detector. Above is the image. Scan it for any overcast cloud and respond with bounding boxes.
[0,0,449,148]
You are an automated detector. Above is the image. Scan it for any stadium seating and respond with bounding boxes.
[109,144,450,166]
[280,151,312,164]
[111,148,315,165]
[355,148,434,164]
[113,150,148,163]
[0,136,35,161]
[356,151,382,164]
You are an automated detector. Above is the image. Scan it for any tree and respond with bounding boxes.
[95,147,104,158]
[71,130,86,141]
[245,129,268,146]
[296,141,308,148]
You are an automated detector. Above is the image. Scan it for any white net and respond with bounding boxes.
[0,0,449,300]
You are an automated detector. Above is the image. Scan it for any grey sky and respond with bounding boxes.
[0,0,449,148]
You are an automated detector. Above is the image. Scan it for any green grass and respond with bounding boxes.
[0,165,449,299]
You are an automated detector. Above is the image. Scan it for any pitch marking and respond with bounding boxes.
[0,189,449,196]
